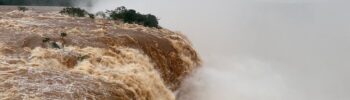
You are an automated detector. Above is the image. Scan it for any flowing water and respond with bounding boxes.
[87,1,350,100]
[0,6,200,100]
[2,0,350,99]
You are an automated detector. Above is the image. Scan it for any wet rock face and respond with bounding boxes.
[0,6,201,99]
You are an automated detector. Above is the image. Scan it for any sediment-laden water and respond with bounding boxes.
[0,6,200,100]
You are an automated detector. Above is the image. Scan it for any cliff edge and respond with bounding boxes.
[0,6,201,100]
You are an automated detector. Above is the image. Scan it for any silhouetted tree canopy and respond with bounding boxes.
[60,7,88,17]
[0,1,162,28]
[107,6,160,28]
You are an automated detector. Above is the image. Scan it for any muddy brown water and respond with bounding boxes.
[0,6,200,99]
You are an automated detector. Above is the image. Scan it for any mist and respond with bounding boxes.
[86,0,350,100]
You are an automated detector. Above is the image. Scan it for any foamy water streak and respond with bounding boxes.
[1,46,174,99]
[0,7,201,99]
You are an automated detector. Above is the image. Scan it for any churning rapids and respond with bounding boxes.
[0,6,201,100]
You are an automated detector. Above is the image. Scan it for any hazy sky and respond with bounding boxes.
[89,0,350,100]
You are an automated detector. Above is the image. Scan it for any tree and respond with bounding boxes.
[107,6,160,28]
[60,7,87,17]
[143,14,159,28]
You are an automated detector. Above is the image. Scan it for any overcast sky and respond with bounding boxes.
[90,0,350,100]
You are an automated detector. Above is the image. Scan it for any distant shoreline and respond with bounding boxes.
[0,6,65,11]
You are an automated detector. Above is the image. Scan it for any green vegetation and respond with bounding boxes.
[59,6,161,28]
[107,6,160,28]
[59,7,95,20]
[17,6,28,12]
[60,7,88,17]
[1,1,161,28]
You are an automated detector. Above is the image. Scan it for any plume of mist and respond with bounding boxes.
[85,0,350,100]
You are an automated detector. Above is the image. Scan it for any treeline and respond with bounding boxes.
[0,0,92,6]
[59,6,160,28]
[107,6,160,28]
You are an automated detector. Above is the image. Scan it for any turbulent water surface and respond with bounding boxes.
[0,6,200,100]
